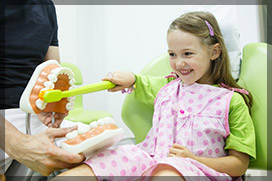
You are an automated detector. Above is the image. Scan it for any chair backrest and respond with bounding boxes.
[121,54,171,143]
[237,42,270,170]
[121,43,270,170]
[61,62,83,110]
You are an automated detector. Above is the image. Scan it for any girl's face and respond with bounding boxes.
[167,29,213,85]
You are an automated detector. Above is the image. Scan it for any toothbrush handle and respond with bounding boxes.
[63,81,116,97]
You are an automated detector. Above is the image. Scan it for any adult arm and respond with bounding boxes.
[44,46,60,63]
[0,115,84,176]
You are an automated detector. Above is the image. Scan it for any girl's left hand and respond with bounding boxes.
[168,144,196,159]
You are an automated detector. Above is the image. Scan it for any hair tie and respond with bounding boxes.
[205,20,214,37]
[165,72,178,79]
[121,83,136,94]
[219,83,249,95]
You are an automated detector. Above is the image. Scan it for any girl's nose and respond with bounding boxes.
[176,59,186,68]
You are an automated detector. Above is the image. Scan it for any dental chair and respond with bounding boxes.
[121,42,271,177]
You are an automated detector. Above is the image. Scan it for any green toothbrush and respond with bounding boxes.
[39,81,116,103]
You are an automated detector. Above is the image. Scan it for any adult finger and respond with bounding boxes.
[52,146,85,164]
[38,112,52,125]
[53,113,68,128]
[50,159,82,170]
[47,126,78,139]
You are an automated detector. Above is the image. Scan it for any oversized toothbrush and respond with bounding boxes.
[39,81,116,103]
[19,60,124,157]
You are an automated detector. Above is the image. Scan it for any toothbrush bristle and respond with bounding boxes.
[38,89,54,101]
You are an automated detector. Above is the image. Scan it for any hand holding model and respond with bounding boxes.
[1,116,85,176]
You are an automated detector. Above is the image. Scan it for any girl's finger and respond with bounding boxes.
[108,86,126,92]
[172,143,185,149]
[169,147,179,154]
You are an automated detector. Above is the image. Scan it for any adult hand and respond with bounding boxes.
[37,112,68,128]
[8,126,85,176]
[102,71,135,92]
[168,144,196,160]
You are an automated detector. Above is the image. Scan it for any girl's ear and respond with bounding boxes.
[210,43,221,61]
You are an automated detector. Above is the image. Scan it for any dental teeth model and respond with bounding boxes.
[62,117,124,158]
[20,60,75,114]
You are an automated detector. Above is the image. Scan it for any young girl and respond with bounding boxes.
[57,11,255,180]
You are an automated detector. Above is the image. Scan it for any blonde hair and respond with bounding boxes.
[168,11,252,113]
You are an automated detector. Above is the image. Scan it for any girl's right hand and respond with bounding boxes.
[102,71,135,92]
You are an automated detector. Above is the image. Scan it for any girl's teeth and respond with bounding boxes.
[181,70,191,73]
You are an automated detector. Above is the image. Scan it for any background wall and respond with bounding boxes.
[55,5,261,137]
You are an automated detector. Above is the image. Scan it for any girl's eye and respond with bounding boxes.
[184,52,193,56]
[169,53,176,57]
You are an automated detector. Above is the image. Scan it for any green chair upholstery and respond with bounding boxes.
[121,43,271,170]
[61,62,112,124]
[121,54,171,143]
[237,43,270,170]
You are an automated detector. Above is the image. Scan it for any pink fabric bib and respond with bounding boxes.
[138,79,234,160]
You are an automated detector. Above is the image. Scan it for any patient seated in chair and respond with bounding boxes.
[55,11,255,180]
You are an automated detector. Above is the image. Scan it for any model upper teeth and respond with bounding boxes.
[35,99,47,110]
[47,74,57,82]
[36,67,75,111]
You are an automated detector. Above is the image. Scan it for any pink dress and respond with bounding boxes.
[85,79,234,181]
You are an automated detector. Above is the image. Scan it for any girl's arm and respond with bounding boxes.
[194,149,249,176]
[169,144,249,177]
[102,72,172,106]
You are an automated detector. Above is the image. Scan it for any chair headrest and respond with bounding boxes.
[220,23,241,80]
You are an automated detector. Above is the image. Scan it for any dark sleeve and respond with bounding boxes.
[49,1,58,46]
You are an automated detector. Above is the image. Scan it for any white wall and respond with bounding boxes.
[56,5,261,137]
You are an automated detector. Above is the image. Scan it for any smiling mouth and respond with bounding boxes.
[180,69,193,76]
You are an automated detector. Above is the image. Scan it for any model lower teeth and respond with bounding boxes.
[65,117,116,142]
